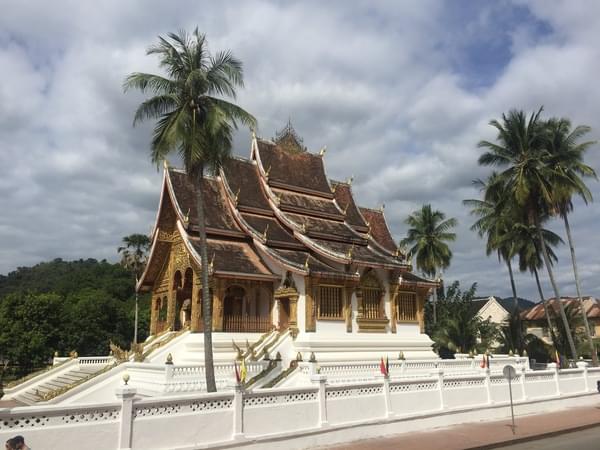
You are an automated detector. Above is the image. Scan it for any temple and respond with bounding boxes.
[138,122,437,362]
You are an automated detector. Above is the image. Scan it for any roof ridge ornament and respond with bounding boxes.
[183,208,190,226]
[262,223,269,241]
[346,244,355,259]
[234,188,241,206]
[265,164,272,178]
[304,254,310,269]
[273,118,306,154]
[319,145,327,157]
[379,203,385,212]
[347,175,354,185]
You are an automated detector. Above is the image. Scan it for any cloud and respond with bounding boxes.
[1,0,599,301]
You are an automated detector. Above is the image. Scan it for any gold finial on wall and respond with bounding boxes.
[319,146,327,156]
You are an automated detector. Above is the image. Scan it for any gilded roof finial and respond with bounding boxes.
[234,187,241,205]
[184,208,190,225]
[300,223,307,234]
[331,184,337,194]
[274,191,282,206]
[265,164,272,178]
[251,128,256,140]
[304,254,310,269]
[163,159,169,170]
[380,203,385,212]
[319,146,327,157]
[209,252,216,272]
[262,224,269,241]
[346,244,355,259]
[343,203,349,215]
[347,175,354,185]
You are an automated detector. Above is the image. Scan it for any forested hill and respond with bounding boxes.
[0,258,150,376]
[0,258,133,298]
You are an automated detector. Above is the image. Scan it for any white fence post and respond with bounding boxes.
[233,383,245,440]
[483,367,492,405]
[548,362,560,396]
[432,369,444,410]
[376,374,393,418]
[577,361,589,392]
[519,365,527,400]
[115,385,137,450]
[311,374,329,427]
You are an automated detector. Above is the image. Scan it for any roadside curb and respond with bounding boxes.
[465,421,600,449]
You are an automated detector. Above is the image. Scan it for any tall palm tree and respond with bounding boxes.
[118,234,151,345]
[400,204,457,323]
[478,108,578,360]
[545,117,598,364]
[511,220,562,347]
[463,173,521,321]
[124,29,256,392]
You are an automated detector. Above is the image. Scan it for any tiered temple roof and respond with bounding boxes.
[139,123,415,290]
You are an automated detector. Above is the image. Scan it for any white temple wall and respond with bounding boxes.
[292,272,306,332]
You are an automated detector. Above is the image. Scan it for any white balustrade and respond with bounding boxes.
[1,363,598,450]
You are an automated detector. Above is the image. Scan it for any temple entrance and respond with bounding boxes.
[278,298,290,330]
[222,285,271,332]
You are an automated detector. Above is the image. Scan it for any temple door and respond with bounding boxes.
[279,298,290,330]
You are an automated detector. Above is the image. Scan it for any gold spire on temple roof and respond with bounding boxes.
[347,175,354,185]
[273,118,306,154]
[319,145,327,157]
[234,188,241,206]
[262,224,269,241]
[346,244,355,259]
[380,203,385,212]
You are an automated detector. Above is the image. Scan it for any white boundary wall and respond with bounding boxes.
[1,362,599,450]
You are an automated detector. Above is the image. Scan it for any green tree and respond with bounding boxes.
[118,234,151,345]
[478,108,578,360]
[124,29,256,392]
[497,311,550,363]
[463,173,522,344]
[400,204,456,323]
[545,117,598,364]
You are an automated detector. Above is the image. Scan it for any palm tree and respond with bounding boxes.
[545,117,598,364]
[478,108,578,360]
[463,173,521,328]
[400,204,457,323]
[118,234,151,345]
[124,29,256,392]
[511,220,562,348]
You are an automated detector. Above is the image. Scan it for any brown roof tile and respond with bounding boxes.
[310,238,402,268]
[222,157,271,212]
[521,297,600,321]
[359,207,398,254]
[189,238,274,278]
[240,213,298,246]
[168,169,241,234]
[275,189,343,219]
[286,213,364,243]
[257,140,332,197]
[331,182,369,231]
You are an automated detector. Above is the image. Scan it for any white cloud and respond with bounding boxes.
[1,0,599,301]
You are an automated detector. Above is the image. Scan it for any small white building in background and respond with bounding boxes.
[472,296,536,325]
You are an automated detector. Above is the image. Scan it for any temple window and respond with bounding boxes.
[318,285,343,320]
[360,271,383,319]
[397,291,417,322]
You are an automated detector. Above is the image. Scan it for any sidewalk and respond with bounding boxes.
[323,402,600,450]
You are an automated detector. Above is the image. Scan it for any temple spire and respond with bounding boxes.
[274,118,306,154]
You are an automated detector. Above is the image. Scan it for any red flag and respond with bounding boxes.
[234,362,241,383]
[380,357,387,376]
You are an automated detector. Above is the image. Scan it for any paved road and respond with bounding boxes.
[496,426,600,450]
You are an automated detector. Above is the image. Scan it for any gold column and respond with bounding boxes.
[289,294,299,335]
[150,296,158,335]
[167,283,177,331]
[304,276,316,332]
[344,286,353,332]
[389,282,399,333]
[212,278,224,332]
[190,271,201,332]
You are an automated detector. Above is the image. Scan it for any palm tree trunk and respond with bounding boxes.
[563,214,597,365]
[506,258,522,351]
[533,267,556,344]
[197,169,217,392]
[535,220,577,361]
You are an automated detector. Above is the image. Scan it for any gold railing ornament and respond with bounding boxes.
[398,351,405,361]
[165,353,173,365]
[296,352,303,362]
[523,349,528,357]
[508,349,514,357]
[468,350,474,359]
[274,352,282,362]
[309,352,317,363]
[122,373,130,386]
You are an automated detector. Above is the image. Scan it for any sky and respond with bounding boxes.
[1,0,599,300]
